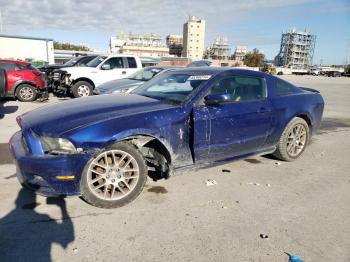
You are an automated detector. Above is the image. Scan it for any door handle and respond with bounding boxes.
[14,74,21,77]
[122,71,126,74]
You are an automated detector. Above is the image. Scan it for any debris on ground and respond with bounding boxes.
[285,253,304,262]
[221,206,227,209]
[259,234,269,239]
[205,179,218,186]
[73,248,79,253]
[247,182,260,186]
[274,161,281,166]
[266,183,271,187]
[222,169,231,173]
[312,151,325,159]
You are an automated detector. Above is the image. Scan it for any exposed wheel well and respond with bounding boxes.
[120,135,172,181]
[296,114,312,128]
[72,78,95,89]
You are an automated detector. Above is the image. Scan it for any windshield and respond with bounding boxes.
[128,67,163,81]
[86,56,107,68]
[132,72,211,104]
[64,57,80,66]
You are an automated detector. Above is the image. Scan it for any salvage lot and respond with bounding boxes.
[0,76,349,261]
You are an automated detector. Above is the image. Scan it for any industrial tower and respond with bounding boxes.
[275,27,316,69]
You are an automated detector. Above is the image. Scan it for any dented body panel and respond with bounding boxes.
[9,68,324,196]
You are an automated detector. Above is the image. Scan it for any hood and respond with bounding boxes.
[39,64,65,71]
[19,94,177,136]
[95,79,142,94]
[60,66,97,74]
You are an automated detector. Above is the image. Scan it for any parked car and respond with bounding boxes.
[325,71,342,77]
[0,59,47,102]
[52,55,142,98]
[94,66,177,95]
[187,60,212,67]
[10,68,324,208]
[39,55,98,92]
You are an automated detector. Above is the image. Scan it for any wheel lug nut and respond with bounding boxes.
[111,179,115,183]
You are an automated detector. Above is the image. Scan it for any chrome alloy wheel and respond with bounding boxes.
[286,124,307,157]
[77,85,91,96]
[19,86,34,100]
[87,150,140,201]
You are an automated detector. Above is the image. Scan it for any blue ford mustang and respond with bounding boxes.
[9,68,324,208]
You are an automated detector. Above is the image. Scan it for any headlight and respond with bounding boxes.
[112,87,131,94]
[40,136,76,154]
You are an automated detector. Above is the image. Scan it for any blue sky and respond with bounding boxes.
[1,0,349,65]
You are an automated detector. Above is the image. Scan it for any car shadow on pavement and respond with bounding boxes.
[0,100,18,120]
[0,188,74,261]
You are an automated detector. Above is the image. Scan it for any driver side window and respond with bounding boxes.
[103,57,124,69]
[210,75,266,102]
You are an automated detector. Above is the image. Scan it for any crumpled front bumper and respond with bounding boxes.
[9,131,93,197]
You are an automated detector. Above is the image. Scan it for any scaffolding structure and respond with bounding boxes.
[275,27,316,69]
[204,36,231,60]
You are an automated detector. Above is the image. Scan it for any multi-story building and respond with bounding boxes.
[275,27,316,69]
[166,35,183,57]
[204,36,231,60]
[233,46,248,62]
[182,16,206,60]
[110,32,170,57]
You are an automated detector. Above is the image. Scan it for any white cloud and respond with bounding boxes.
[0,0,323,35]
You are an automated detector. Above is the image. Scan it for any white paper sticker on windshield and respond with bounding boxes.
[188,75,212,81]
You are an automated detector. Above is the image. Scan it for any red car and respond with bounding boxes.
[0,59,47,102]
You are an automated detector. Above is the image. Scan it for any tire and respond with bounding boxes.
[0,69,7,97]
[80,141,148,208]
[72,81,93,98]
[15,84,37,102]
[273,117,310,162]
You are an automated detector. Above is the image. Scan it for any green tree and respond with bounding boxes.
[243,48,265,67]
[54,41,91,51]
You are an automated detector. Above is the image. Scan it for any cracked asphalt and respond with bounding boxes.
[0,76,349,261]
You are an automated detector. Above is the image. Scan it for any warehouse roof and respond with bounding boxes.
[0,34,54,42]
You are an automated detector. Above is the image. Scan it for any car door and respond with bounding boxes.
[97,57,126,85]
[193,74,272,163]
[124,57,140,76]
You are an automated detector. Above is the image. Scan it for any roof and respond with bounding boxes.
[0,34,54,42]
[169,66,228,75]
[0,59,30,65]
[163,66,269,78]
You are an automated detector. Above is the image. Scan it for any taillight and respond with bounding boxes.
[16,116,22,127]
[32,70,42,76]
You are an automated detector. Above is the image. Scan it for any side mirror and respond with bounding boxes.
[101,64,111,70]
[204,93,233,105]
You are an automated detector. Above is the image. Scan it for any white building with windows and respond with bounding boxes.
[110,32,170,57]
[0,34,54,65]
[182,16,206,60]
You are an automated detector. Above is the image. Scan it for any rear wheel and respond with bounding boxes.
[273,117,310,161]
[80,142,147,208]
[16,84,37,102]
[72,81,93,98]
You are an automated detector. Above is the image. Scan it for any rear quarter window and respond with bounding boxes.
[127,57,137,68]
[0,62,16,71]
[275,79,297,96]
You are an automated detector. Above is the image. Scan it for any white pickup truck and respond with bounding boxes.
[52,55,142,97]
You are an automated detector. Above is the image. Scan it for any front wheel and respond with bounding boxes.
[80,142,148,208]
[16,84,37,102]
[72,81,93,98]
[273,117,310,161]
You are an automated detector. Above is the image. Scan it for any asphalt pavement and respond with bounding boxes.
[0,75,349,261]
